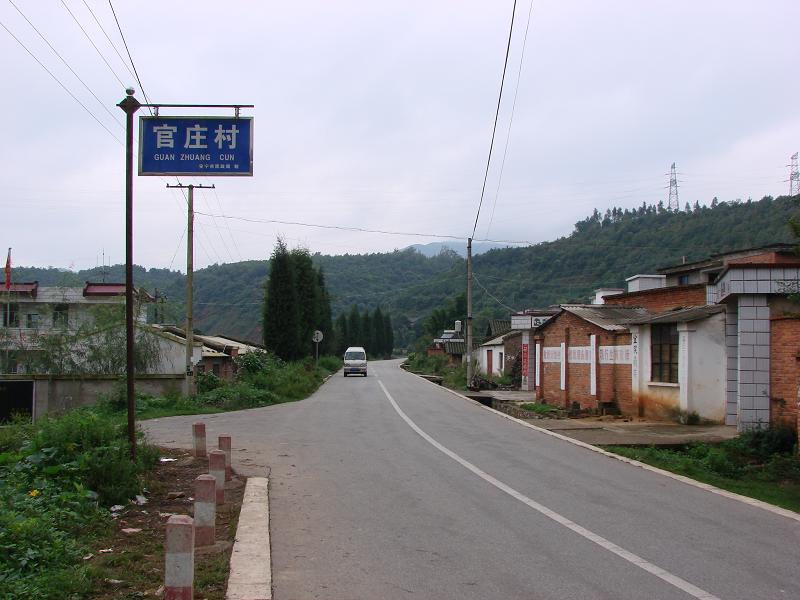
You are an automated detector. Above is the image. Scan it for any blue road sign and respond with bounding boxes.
[139,116,253,176]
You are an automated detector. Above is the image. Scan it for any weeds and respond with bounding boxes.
[0,408,157,598]
[605,426,800,512]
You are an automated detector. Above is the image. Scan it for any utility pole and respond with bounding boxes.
[166,183,215,396]
[667,162,679,211]
[466,237,473,388]
[118,89,141,461]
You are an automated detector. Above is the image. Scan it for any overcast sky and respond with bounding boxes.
[1,0,798,272]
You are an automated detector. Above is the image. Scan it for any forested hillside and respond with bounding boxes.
[12,195,798,348]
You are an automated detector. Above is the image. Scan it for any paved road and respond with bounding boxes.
[143,360,800,600]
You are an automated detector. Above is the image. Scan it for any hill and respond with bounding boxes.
[406,241,512,257]
[11,195,798,348]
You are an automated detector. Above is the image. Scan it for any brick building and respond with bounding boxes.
[599,244,800,430]
[521,305,648,415]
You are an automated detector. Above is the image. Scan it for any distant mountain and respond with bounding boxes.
[406,241,513,257]
[13,195,798,349]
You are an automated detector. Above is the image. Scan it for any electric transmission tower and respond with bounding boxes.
[667,162,679,211]
[790,152,799,196]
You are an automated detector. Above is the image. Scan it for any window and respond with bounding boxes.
[26,313,39,329]
[651,323,678,383]
[212,363,220,376]
[677,275,689,285]
[499,352,504,372]
[2,303,19,327]
[53,304,69,329]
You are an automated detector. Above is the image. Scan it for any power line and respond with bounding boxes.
[0,18,123,144]
[7,0,124,129]
[474,273,518,313]
[107,0,153,109]
[471,0,518,239]
[485,0,534,239]
[60,0,127,88]
[211,186,243,261]
[79,0,137,82]
[193,210,535,245]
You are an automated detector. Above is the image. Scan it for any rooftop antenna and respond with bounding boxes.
[668,162,680,211]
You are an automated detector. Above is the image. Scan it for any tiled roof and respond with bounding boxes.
[445,341,465,355]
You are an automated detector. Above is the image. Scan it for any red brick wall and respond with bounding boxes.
[770,317,800,432]
[603,284,706,312]
[535,312,632,413]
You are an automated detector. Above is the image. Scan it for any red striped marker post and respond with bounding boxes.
[218,434,232,481]
[208,450,226,505]
[164,515,194,600]
[193,474,216,547]
[192,422,206,458]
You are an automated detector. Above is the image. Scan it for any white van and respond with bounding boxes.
[343,346,367,377]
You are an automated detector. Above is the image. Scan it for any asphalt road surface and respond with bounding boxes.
[143,359,800,600]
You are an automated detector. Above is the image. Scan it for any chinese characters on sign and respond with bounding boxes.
[139,116,253,176]
[521,344,529,376]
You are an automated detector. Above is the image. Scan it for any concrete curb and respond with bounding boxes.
[402,367,800,523]
[226,477,271,600]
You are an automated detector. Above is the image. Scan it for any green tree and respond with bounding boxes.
[317,268,334,354]
[290,248,320,357]
[346,305,362,348]
[334,313,349,355]
[372,306,386,358]
[263,239,302,360]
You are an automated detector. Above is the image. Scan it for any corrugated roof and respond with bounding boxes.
[560,305,652,331]
[626,305,725,325]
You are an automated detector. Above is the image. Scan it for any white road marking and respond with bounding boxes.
[378,379,721,600]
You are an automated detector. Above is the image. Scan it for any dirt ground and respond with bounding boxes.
[85,448,246,600]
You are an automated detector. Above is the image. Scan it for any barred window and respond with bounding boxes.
[651,323,678,383]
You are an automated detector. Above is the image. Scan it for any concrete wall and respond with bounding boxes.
[631,315,727,422]
[0,374,188,421]
[478,344,504,378]
[679,314,727,422]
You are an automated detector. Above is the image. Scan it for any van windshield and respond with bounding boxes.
[345,351,366,361]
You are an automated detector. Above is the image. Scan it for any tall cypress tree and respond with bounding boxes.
[290,248,318,357]
[361,310,372,355]
[347,305,361,348]
[383,313,394,357]
[372,306,386,358]
[334,313,348,355]
[316,268,334,355]
[263,239,301,360]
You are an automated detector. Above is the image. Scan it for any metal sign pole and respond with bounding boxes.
[118,89,141,461]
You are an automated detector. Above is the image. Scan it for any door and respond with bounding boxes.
[487,350,493,378]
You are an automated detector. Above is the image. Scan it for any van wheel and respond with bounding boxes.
[343,372,347,377]
[363,372,367,377]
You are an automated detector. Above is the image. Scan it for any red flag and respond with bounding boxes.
[4,248,10,291]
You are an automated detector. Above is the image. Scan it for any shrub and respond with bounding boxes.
[197,372,222,393]
[318,355,342,373]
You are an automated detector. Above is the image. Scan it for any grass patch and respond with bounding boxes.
[405,352,468,390]
[605,426,800,513]
[96,351,343,421]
